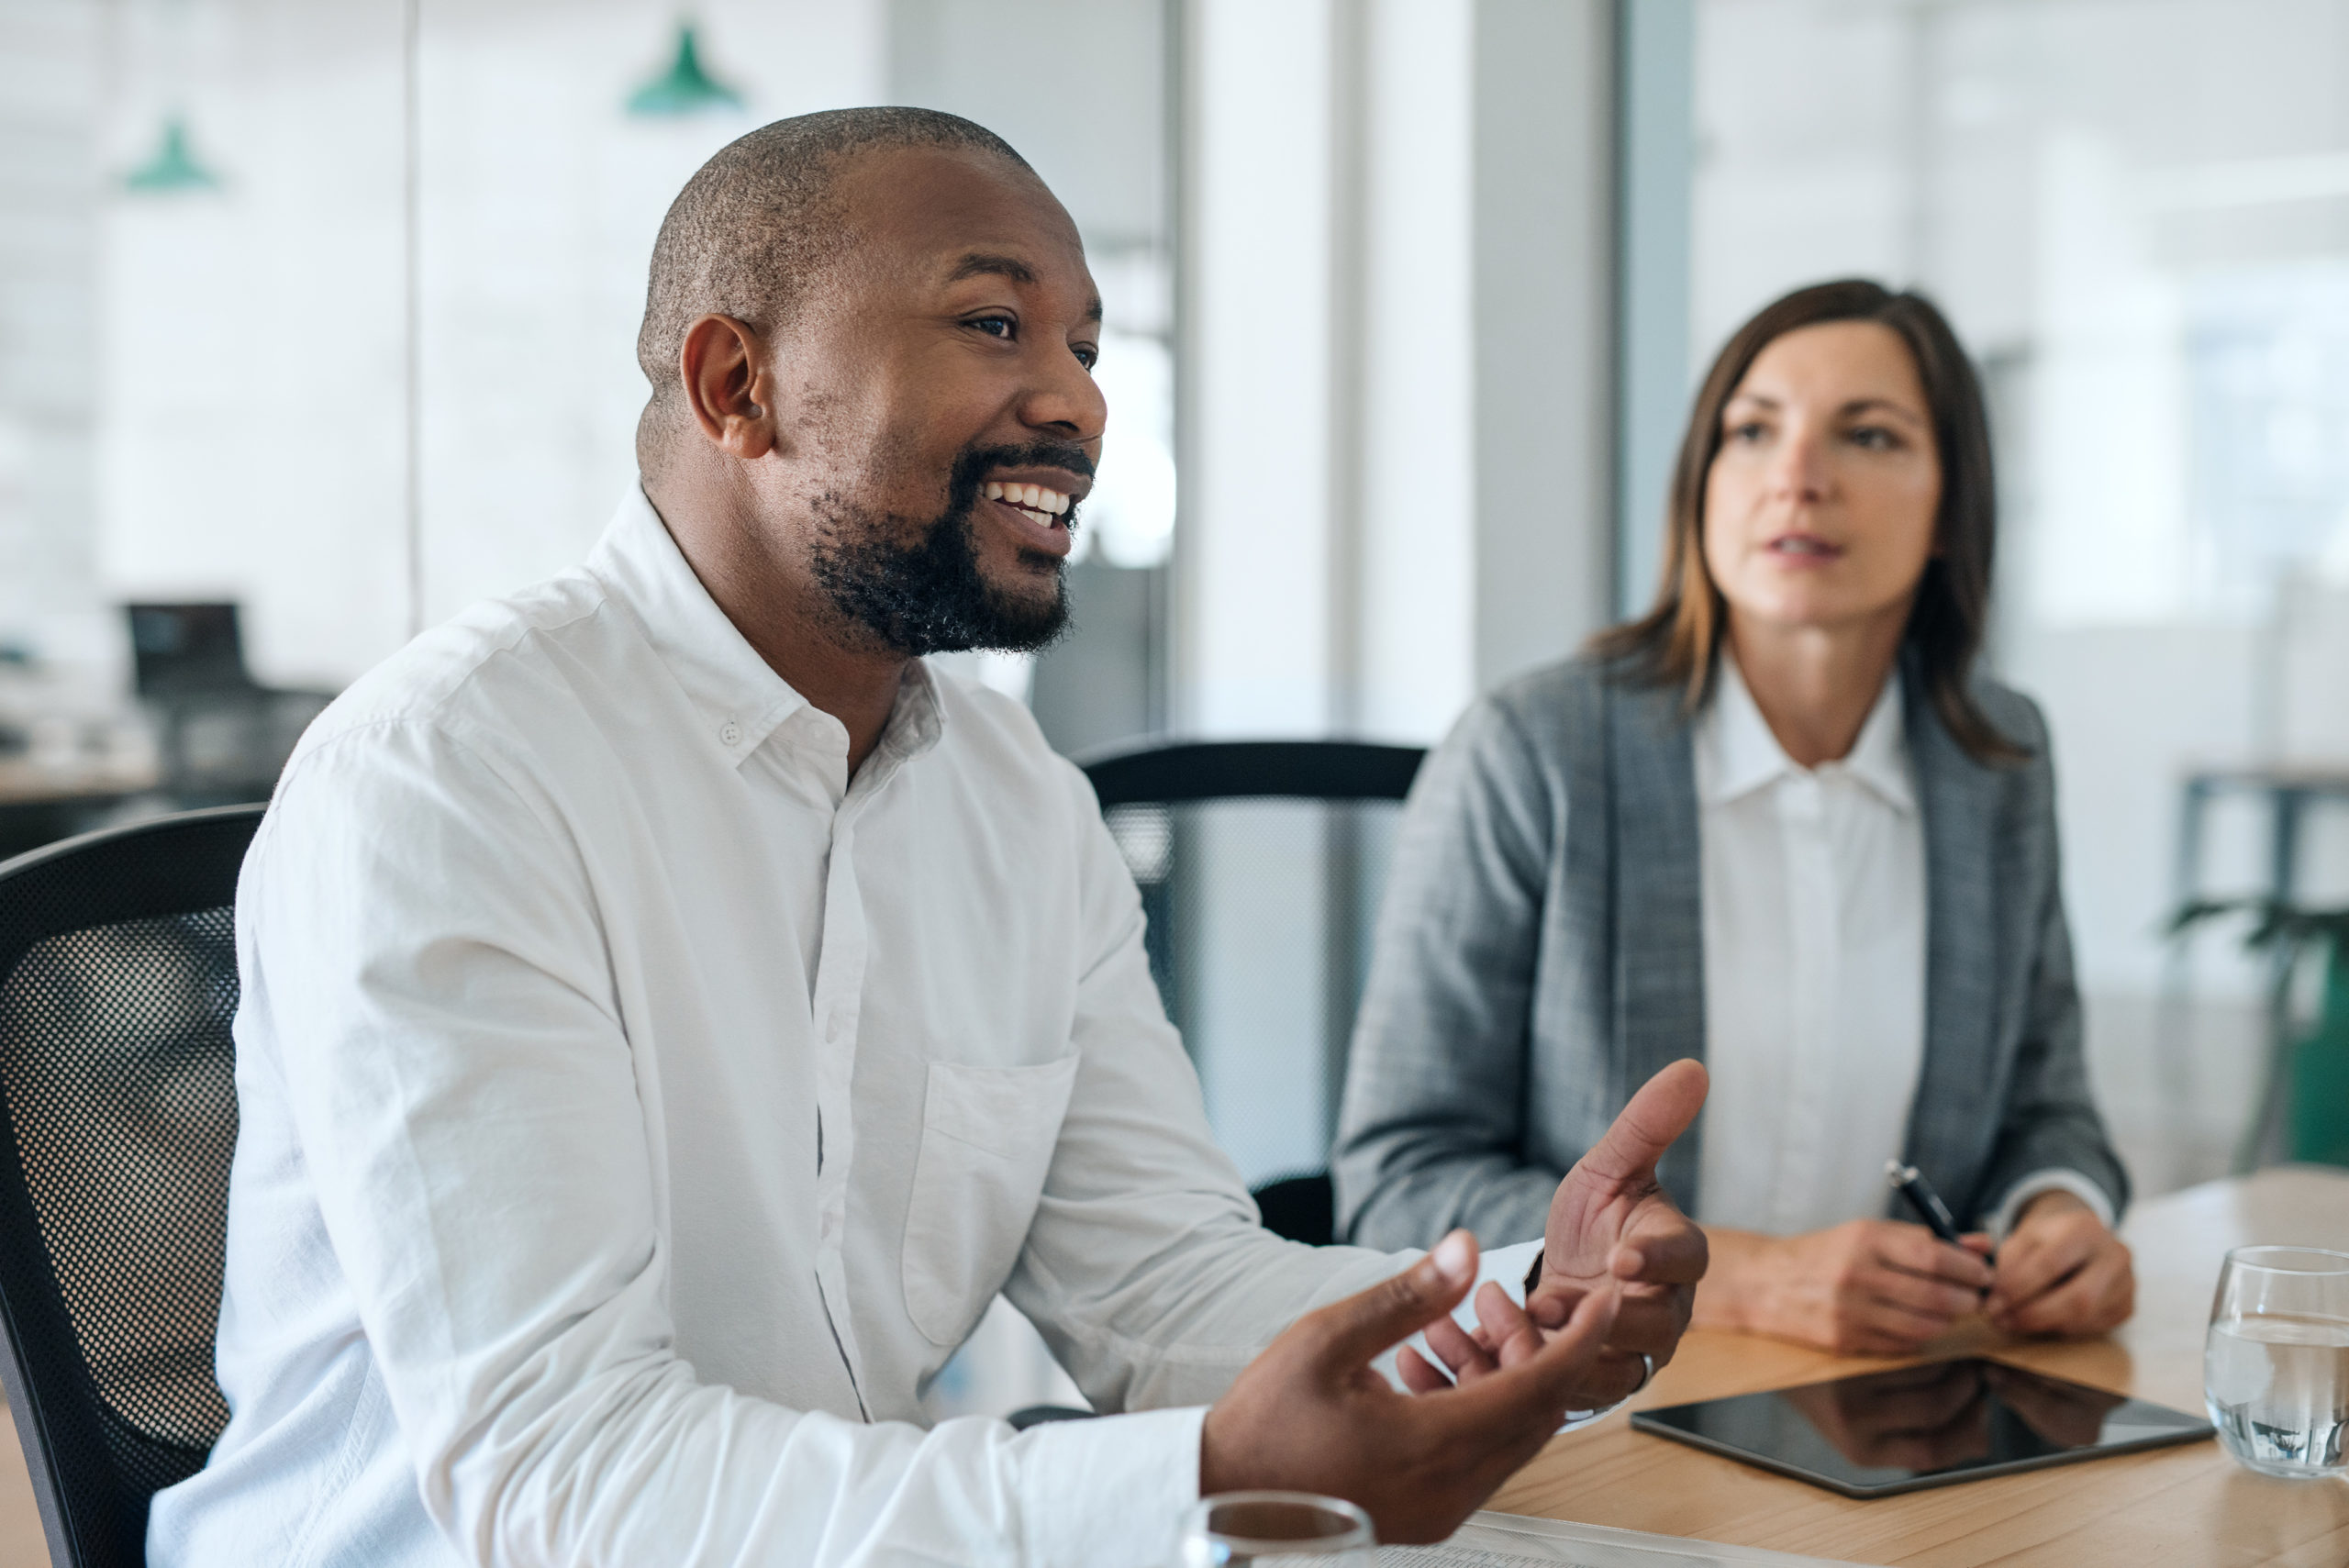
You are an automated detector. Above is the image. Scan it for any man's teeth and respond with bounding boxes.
[981,480,1072,521]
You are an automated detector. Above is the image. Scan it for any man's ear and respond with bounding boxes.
[678,314,777,461]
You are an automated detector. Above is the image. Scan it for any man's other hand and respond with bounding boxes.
[1986,1189,2133,1338]
[1530,1059,1711,1402]
[1198,1231,1620,1546]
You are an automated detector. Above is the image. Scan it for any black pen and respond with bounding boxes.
[1885,1159,1997,1271]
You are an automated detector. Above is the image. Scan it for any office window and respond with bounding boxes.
[1641,0,2349,1190]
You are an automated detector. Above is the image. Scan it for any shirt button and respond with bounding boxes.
[718,720,742,747]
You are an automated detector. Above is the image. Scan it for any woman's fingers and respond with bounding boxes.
[1876,1225,1996,1291]
[1999,1244,2133,1336]
[1866,1261,1986,1322]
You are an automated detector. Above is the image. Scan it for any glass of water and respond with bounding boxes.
[2205,1244,2349,1479]
[1177,1492,1376,1567]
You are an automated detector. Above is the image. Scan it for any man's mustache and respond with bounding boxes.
[951,441,1097,492]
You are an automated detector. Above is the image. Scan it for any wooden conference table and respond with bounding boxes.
[0,1170,2333,1566]
[1490,1164,2349,1567]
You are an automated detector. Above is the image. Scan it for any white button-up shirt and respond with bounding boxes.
[150,489,1538,1568]
[1691,653,2110,1240]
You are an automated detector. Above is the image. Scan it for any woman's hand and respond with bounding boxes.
[1695,1219,1993,1356]
[1986,1190,2133,1338]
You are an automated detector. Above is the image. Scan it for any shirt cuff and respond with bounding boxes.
[1369,1240,1610,1432]
[1985,1169,2117,1240]
[1019,1404,1206,1568]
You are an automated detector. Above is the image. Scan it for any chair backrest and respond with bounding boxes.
[0,805,261,1568]
[124,606,253,701]
[1080,741,1424,1243]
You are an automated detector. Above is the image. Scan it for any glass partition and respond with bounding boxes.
[1647,0,2349,1191]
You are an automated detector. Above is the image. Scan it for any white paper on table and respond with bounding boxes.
[1379,1512,1880,1568]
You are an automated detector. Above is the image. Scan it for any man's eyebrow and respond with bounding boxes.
[946,252,1039,285]
[945,253,1104,324]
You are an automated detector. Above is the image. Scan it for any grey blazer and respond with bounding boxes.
[1332,652,2129,1250]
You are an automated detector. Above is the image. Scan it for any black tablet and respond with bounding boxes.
[1630,1355,2212,1498]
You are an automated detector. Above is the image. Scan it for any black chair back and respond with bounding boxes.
[1080,740,1424,1246]
[0,806,261,1568]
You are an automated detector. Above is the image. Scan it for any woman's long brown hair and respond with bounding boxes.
[1589,278,2025,764]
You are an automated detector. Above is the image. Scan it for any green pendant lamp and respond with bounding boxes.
[123,115,222,193]
[627,21,744,117]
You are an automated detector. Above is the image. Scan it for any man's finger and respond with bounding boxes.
[1425,1284,1622,1439]
[1574,1060,1709,1187]
[1472,1282,1547,1369]
[1304,1230,1479,1372]
[1397,1344,1453,1394]
[1610,1218,1709,1285]
[1565,1349,1653,1408]
[1425,1313,1497,1381]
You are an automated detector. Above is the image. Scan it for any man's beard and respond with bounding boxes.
[808,442,1084,658]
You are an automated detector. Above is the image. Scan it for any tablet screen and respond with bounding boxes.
[1631,1356,2212,1497]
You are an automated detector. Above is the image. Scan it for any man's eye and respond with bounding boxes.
[1074,345,1099,371]
[968,315,1016,340]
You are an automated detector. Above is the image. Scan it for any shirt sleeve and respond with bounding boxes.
[246,723,1211,1568]
[1983,1169,2119,1240]
[1005,762,1580,1422]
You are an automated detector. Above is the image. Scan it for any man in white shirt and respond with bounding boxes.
[147,108,1710,1568]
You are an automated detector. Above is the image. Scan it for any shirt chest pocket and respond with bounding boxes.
[901,1053,1082,1346]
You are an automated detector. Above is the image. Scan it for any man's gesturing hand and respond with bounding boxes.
[1530,1060,1710,1406]
[1199,1232,1620,1546]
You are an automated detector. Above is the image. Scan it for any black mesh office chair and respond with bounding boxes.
[1083,740,1425,1246]
[0,805,261,1568]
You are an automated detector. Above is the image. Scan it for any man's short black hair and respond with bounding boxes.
[634,106,1032,467]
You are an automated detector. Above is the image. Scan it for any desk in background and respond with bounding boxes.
[1492,1166,2349,1567]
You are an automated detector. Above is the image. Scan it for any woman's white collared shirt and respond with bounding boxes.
[1691,653,2112,1240]
[1692,652,1930,1236]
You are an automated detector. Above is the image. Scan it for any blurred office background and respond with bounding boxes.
[5,0,2349,1411]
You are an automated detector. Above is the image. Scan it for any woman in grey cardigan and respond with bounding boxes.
[1334,280,2134,1357]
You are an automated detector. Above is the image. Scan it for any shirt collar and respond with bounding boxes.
[1698,647,1914,813]
[584,485,945,773]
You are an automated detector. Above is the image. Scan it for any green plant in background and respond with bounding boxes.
[626,21,743,117]
[2170,899,2349,1171]
[122,115,222,194]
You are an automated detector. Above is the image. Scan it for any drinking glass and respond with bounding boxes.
[1176,1491,1376,1567]
[2205,1244,2349,1479]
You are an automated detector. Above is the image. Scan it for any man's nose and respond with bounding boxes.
[1019,344,1108,442]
